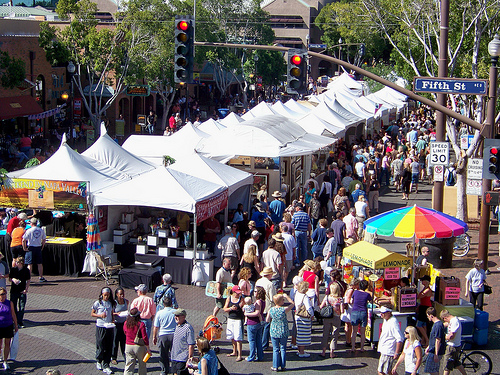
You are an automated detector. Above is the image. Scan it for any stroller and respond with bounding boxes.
[200,315,224,353]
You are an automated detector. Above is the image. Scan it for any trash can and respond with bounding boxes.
[420,237,455,268]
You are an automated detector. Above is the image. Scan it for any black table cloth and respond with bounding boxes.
[136,253,194,285]
[43,240,86,277]
[118,264,162,292]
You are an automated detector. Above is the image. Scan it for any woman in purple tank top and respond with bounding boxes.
[0,286,18,370]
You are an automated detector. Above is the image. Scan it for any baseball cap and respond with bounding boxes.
[174,308,187,316]
[380,306,392,313]
[135,284,148,293]
[232,285,242,294]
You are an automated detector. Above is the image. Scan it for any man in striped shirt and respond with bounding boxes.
[171,309,195,375]
[291,203,312,265]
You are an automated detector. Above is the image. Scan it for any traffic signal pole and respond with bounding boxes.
[194,41,482,131]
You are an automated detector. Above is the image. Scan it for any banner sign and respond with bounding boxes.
[126,85,150,97]
[384,267,400,280]
[196,190,229,223]
[400,293,417,307]
[73,98,82,119]
[0,178,87,211]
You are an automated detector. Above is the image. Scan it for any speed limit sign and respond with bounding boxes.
[429,142,449,165]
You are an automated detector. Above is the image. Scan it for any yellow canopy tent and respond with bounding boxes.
[343,241,413,269]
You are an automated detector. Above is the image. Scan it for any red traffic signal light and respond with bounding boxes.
[291,55,302,65]
[177,20,189,31]
[491,147,499,155]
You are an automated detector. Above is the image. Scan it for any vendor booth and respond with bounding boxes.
[343,241,414,344]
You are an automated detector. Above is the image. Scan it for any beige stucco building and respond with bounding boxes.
[261,0,336,80]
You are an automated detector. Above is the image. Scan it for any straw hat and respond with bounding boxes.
[260,267,274,276]
[272,233,284,242]
[255,202,265,212]
[272,191,282,198]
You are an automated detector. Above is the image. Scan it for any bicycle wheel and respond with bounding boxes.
[462,350,492,375]
[453,234,470,257]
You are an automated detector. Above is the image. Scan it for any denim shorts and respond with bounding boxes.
[350,310,368,327]
[411,173,419,183]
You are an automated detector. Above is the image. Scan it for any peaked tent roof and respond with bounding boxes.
[271,101,303,119]
[197,118,226,135]
[82,124,155,178]
[195,114,334,159]
[295,113,344,138]
[284,99,311,114]
[8,134,120,191]
[313,102,351,129]
[92,167,227,213]
[219,112,244,126]
[241,101,278,120]
[168,153,253,195]
[326,73,364,97]
[122,123,209,165]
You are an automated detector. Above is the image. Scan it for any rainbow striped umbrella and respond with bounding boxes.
[364,205,468,239]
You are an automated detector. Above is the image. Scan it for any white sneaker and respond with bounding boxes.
[96,362,102,370]
[103,365,113,374]
[3,362,9,370]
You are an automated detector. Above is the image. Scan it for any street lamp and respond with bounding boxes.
[67,61,76,129]
[478,34,500,271]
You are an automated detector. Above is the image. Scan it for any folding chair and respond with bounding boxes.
[94,252,122,285]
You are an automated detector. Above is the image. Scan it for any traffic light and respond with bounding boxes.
[482,139,500,179]
[286,49,307,95]
[174,15,194,84]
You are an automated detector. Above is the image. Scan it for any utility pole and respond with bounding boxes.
[433,0,449,212]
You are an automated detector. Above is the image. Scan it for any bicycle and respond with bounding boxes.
[453,233,470,257]
[459,341,492,375]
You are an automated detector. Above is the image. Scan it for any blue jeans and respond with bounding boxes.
[141,318,152,339]
[271,277,282,292]
[261,321,271,350]
[380,167,390,186]
[246,323,263,361]
[295,231,308,265]
[271,336,287,369]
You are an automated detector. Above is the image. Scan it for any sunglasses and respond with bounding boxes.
[0,293,6,296]
[404,331,409,334]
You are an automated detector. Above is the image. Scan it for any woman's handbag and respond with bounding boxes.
[296,295,312,319]
[484,284,492,295]
[134,326,146,346]
[319,298,334,319]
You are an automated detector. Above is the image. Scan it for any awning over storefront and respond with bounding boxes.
[0,95,43,121]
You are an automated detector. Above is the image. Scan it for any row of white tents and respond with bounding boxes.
[6,74,407,241]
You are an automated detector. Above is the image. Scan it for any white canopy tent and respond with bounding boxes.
[196,118,226,135]
[367,86,407,110]
[295,113,345,138]
[241,101,278,120]
[271,101,304,119]
[284,99,311,114]
[82,124,155,178]
[195,114,334,159]
[313,102,354,130]
[326,73,364,98]
[219,112,244,126]
[168,153,253,196]
[122,123,209,165]
[8,135,121,191]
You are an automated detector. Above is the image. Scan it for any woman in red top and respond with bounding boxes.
[123,308,151,375]
[299,260,320,305]
[416,275,433,347]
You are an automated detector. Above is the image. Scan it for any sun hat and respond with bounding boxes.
[272,233,284,242]
[272,191,282,198]
[255,202,265,212]
[260,267,274,276]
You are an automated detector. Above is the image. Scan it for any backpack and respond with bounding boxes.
[446,168,456,186]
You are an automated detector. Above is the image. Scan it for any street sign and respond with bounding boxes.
[460,134,474,149]
[413,77,488,95]
[484,191,499,206]
[466,179,482,196]
[434,165,444,182]
[429,142,449,165]
[467,158,483,180]
[309,44,327,49]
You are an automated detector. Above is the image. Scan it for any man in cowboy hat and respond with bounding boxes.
[261,238,282,290]
[269,191,286,224]
[256,266,277,350]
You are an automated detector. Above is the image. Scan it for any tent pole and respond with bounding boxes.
[193,212,197,259]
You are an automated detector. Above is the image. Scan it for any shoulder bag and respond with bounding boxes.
[484,283,492,295]
[319,296,334,319]
[296,295,312,319]
[134,324,146,346]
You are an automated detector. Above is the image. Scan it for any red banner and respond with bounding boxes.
[73,98,82,119]
[196,190,228,223]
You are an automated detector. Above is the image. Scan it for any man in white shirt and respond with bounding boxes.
[377,307,404,375]
[22,218,47,282]
[243,230,260,257]
[354,195,369,239]
[281,224,296,286]
[213,257,232,317]
[440,310,467,375]
[343,208,359,245]
[260,238,282,291]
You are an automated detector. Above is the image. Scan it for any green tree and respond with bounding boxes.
[0,51,25,89]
